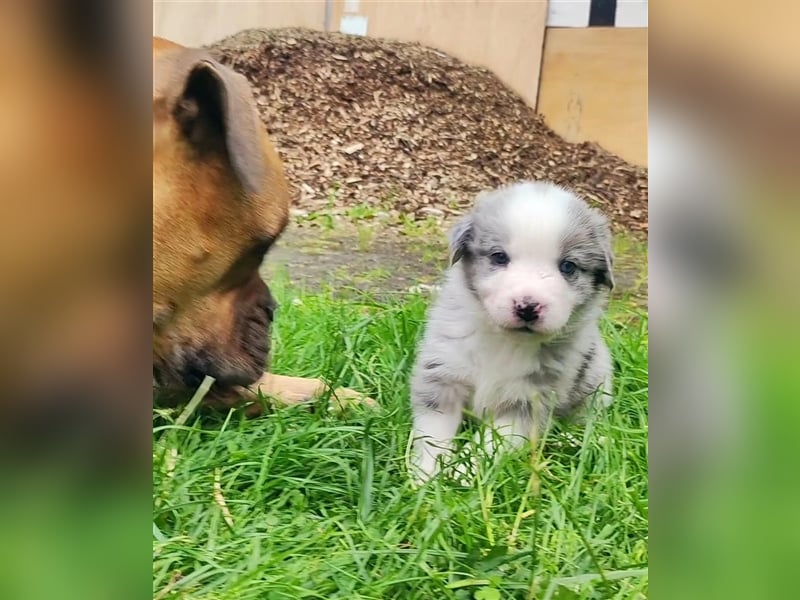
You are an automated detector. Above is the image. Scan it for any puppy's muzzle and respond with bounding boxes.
[514,299,541,323]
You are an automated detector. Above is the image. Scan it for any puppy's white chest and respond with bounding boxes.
[467,331,541,413]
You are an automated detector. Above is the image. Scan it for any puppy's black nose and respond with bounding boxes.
[514,301,540,323]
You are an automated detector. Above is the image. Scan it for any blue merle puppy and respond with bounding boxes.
[409,181,615,482]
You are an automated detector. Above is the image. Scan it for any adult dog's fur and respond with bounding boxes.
[410,182,614,481]
[153,38,369,411]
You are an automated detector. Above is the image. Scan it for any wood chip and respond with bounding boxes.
[210,28,648,234]
[343,143,364,155]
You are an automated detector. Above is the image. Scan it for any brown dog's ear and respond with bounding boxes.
[173,59,266,197]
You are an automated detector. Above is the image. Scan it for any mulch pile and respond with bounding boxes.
[210,28,648,234]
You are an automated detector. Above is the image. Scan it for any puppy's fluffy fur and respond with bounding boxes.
[410,181,615,481]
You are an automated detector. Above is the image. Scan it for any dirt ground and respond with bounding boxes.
[263,220,647,304]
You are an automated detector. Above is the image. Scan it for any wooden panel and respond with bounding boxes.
[537,27,648,165]
[331,0,548,108]
[153,1,327,47]
[153,1,546,108]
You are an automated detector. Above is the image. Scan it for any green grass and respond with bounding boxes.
[153,279,648,599]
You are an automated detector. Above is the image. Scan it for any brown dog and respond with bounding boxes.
[153,38,368,411]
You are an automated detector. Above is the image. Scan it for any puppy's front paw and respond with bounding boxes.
[410,454,476,488]
[409,450,441,487]
[449,454,478,487]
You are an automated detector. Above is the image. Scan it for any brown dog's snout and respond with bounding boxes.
[153,278,278,394]
[236,277,276,359]
[154,344,263,393]
[200,278,276,390]
[177,347,259,390]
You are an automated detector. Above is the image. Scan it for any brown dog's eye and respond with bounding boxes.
[218,239,273,290]
[250,238,273,257]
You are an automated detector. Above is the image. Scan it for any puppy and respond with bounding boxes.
[153,38,370,412]
[409,181,615,482]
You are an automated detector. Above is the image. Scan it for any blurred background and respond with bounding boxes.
[0,2,149,600]
[649,2,800,599]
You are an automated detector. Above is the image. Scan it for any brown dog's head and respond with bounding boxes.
[153,38,289,395]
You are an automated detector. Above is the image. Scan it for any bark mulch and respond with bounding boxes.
[210,28,648,234]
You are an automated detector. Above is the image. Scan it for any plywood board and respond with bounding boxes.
[331,0,548,108]
[537,27,648,165]
[153,1,546,109]
[153,1,327,47]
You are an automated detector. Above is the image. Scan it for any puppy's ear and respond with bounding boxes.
[174,58,266,197]
[448,215,474,265]
[600,243,615,290]
[594,212,616,290]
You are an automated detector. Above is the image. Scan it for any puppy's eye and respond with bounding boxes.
[489,251,510,266]
[559,260,577,275]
